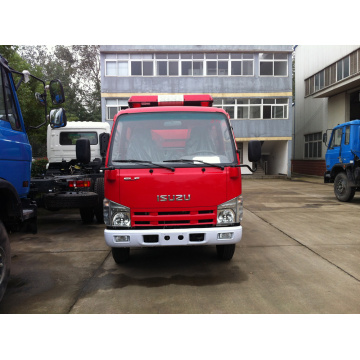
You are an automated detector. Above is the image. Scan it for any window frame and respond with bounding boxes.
[259,53,288,77]
[105,98,128,121]
[304,132,322,159]
[337,56,350,81]
[213,98,289,120]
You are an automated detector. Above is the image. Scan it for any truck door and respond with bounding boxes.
[340,125,352,164]
[0,66,32,198]
[325,127,343,172]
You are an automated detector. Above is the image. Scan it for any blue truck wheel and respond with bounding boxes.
[334,172,355,202]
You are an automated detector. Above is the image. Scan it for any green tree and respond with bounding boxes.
[54,45,101,122]
[19,45,101,123]
[0,46,49,156]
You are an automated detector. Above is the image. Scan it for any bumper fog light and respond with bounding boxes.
[114,235,130,243]
[217,232,234,240]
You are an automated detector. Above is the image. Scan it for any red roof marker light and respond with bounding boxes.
[128,94,213,108]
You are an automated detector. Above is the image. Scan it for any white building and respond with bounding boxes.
[293,45,360,176]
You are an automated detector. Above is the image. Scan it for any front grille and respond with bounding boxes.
[133,207,216,227]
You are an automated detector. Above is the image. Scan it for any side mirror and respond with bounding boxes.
[99,132,110,158]
[49,79,65,105]
[248,140,261,162]
[76,138,91,164]
[49,108,67,128]
[323,133,327,144]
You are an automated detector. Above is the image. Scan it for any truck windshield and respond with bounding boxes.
[109,111,236,166]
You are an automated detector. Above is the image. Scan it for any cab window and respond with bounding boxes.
[330,128,342,148]
[60,131,98,145]
[345,126,350,145]
[0,67,21,131]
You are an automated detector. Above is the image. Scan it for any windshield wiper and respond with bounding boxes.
[112,159,175,172]
[164,159,224,170]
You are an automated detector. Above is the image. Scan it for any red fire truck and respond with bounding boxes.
[103,94,261,262]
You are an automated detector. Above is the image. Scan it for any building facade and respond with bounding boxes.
[100,45,293,176]
[293,45,360,176]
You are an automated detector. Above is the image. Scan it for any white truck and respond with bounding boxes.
[30,121,110,223]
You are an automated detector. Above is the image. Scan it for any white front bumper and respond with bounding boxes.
[104,225,242,248]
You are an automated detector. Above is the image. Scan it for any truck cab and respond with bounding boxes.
[324,119,360,201]
[103,95,261,263]
[0,57,32,199]
[46,121,110,166]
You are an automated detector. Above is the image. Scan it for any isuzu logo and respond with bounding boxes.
[157,195,191,202]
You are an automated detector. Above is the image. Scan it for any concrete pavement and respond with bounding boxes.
[0,177,359,314]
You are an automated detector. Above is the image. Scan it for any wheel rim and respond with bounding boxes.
[336,179,346,194]
[0,246,5,285]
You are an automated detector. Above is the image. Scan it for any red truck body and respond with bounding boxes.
[103,95,256,262]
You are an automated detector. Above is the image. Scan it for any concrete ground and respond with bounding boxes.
[1,176,360,314]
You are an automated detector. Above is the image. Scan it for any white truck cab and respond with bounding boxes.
[47,121,110,164]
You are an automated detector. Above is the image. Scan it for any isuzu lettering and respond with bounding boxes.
[103,95,261,263]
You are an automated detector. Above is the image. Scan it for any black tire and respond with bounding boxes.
[80,208,94,224]
[0,221,11,302]
[112,247,130,264]
[334,172,355,202]
[216,244,236,260]
[94,177,104,223]
[44,192,98,209]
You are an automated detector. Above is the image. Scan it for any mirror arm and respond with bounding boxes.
[235,163,258,173]
[15,75,24,91]
[28,119,47,130]
[29,100,48,130]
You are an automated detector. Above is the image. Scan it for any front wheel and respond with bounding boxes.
[0,221,11,302]
[334,172,355,202]
[216,244,235,260]
[80,208,94,224]
[112,248,130,264]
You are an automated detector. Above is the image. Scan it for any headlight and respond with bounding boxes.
[103,198,131,227]
[217,209,235,224]
[217,195,243,226]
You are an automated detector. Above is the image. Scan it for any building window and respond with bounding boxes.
[337,56,350,81]
[156,54,180,76]
[105,60,129,76]
[214,98,289,120]
[230,53,254,76]
[315,70,325,92]
[106,99,128,120]
[259,53,288,76]
[305,132,322,158]
[105,52,256,77]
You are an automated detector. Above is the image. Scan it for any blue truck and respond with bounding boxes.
[324,120,360,202]
[0,54,66,301]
